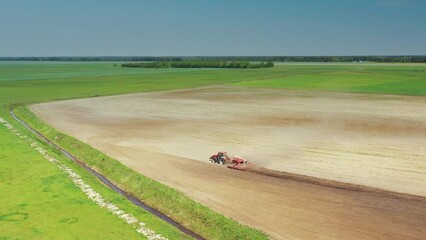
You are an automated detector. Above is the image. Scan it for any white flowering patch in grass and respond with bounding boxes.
[0,117,167,240]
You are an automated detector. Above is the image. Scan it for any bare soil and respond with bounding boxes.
[32,87,426,240]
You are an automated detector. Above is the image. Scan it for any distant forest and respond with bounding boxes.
[1,56,426,63]
[122,61,274,69]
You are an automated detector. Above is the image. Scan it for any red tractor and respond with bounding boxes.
[209,151,230,165]
[209,152,248,171]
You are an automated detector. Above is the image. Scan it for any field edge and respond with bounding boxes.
[14,104,269,240]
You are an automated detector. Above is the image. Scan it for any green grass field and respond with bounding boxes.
[232,65,426,95]
[0,118,188,239]
[1,62,425,239]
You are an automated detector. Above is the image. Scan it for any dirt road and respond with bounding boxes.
[32,87,426,239]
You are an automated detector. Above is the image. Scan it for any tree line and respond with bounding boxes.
[188,56,426,63]
[0,56,182,62]
[121,61,274,69]
[1,56,426,63]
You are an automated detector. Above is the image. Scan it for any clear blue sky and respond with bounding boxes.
[1,0,425,56]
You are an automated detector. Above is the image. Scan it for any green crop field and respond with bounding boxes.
[1,62,425,239]
[0,62,199,82]
[232,64,426,95]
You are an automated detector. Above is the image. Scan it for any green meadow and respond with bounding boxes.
[232,64,426,95]
[0,62,425,239]
[0,121,188,240]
